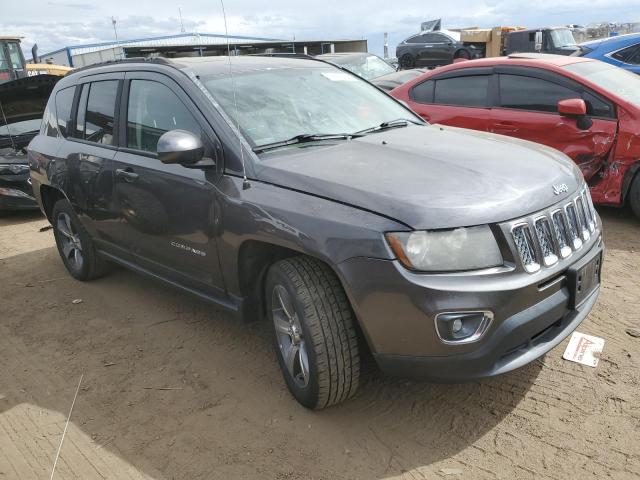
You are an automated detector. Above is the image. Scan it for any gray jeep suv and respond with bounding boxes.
[28,56,603,409]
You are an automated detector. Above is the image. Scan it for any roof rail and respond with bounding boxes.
[249,53,312,58]
[70,56,174,74]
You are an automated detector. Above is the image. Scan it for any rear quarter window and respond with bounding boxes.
[410,80,435,103]
[41,98,58,137]
[55,86,75,137]
[611,44,640,65]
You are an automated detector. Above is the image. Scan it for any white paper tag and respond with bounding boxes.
[562,331,605,367]
[321,72,357,82]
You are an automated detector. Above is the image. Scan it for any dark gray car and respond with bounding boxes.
[315,52,396,80]
[28,56,603,409]
[396,30,481,69]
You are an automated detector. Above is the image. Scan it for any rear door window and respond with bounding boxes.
[76,80,118,145]
[433,76,490,107]
[126,79,202,153]
[498,74,577,112]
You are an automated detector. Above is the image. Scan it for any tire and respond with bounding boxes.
[454,49,471,60]
[630,175,640,220]
[266,256,360,409]
[400,53,415,70]
[52,199,110,281]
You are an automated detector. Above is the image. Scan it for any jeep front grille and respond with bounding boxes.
[512,224,540,273]
[534,217,558,266]
[510,188,597,273]
[551,210,572,259]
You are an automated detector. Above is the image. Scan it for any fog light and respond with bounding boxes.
[435,311,494,345]
[452,318,463,333]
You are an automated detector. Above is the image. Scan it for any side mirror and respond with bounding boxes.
[157,129,204,165]
[558,98,587,116]
[558,98,592,130]
[534,31,543,52]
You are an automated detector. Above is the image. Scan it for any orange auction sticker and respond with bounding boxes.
[562,331,605,368]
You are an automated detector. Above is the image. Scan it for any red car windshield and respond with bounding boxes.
[564,61,640,107]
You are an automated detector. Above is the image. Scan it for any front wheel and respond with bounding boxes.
[454,49,471,60]
[266,256,360,409]
[630,175,640,220]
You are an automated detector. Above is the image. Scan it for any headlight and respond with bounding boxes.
[385,226,503,272]
[0,163,29,175]
[0,187,33,199]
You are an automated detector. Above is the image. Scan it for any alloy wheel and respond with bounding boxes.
[56,212,84,271]
[272,284,310,388]
[400,54,414,69]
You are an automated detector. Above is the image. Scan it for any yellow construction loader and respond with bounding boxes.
[1,36,71,84]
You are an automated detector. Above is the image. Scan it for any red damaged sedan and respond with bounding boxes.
[390,53,640,218]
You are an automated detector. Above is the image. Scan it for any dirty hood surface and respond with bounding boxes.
[255,124,582,229]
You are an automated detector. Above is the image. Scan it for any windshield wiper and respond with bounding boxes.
[252,133,358,153]
[353,118,423,136]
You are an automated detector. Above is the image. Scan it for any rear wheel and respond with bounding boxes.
[454,49,471,60]
[52,199,110,281]
[266,256,360,409]
[630,175,640,220]
[400,53,415,70]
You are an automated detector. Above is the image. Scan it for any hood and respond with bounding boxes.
[0,75,59,150]
[0,74,59,127]
[580,38,605,51]
[254,125,582,230]
[557,45,580,55]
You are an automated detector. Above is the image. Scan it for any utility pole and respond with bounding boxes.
[178,7,185,33]
[111,17,118,41]
[384,32,388,58]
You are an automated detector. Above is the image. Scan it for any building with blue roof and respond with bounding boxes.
[37,32,367,67]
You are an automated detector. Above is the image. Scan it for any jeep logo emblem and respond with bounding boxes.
[553,183,569,195]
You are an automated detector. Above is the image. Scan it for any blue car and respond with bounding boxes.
[578,33,640,74]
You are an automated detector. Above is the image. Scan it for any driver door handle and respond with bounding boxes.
[116,168,139,183]
[492,122,519,134]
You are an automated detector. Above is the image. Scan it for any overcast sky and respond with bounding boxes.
[3,0,640,57]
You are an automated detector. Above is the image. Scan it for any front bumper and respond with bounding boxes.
[337,237,603,382]
[0,170,38,211]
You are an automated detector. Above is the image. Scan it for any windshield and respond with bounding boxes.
[550,29,577,47]
[335,55,396,80]
[201,65,416,150]
[0,118,41,136]
[564,61,640,107]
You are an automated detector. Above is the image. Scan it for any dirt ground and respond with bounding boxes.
[0,208,638,480]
